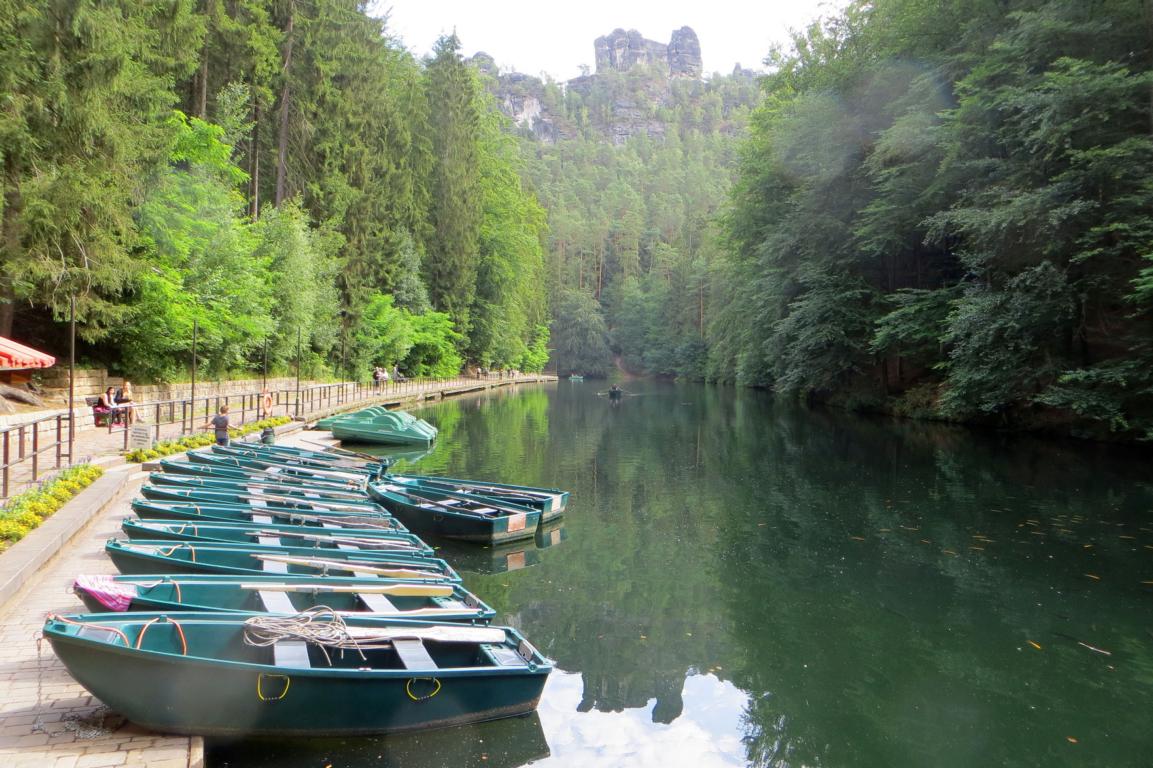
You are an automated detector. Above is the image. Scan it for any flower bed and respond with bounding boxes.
[124,416,293,463]
[0,464,105,551]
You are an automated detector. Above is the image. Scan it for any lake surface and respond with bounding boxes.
[209,381,1153,768]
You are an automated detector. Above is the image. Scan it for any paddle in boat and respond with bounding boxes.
[43,609,552,735]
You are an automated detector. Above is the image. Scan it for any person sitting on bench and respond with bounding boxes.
[96,387,125,429]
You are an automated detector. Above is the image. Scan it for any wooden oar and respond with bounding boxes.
[243,531,421,551]
[244,508,400,530]
[337,607,477,618]
[341,625,507,644]
[252,554,448,579]
[300,439,384,463]
[238,582,453,597]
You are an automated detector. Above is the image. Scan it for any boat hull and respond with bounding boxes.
[106,539,459,581]
[44,613,550,736]
[368,486,540,544]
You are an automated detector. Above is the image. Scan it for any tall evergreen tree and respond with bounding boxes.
[423,33,483,336]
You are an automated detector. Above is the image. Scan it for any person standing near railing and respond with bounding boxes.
[201,405,233,446]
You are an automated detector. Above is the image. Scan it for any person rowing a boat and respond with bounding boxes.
[608,385,624,402]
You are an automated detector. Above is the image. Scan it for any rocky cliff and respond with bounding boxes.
[476,26,754,144]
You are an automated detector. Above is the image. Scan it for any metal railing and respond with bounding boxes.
[110,374,536,451]
[1,372,553,499]
[0,413,69,499]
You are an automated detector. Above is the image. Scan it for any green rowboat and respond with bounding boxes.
[130,499,408,532]
[140,484,386,514]
[73,574,494,622]
[148,473,370,501]
[367,483,541,544]
[106,539,459,581]
[385,474,568,520]
[44,611,551,735]
[156,458,358,488]
[122,519,431,555]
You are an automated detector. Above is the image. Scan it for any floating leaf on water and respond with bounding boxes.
[1084,574,1100,580]
[1067,737,1078,744]
[850,536,865,541]
[1028,640,1042,650]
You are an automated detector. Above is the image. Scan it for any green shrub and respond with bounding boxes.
[0,519,32,542]
[0,464,104,548]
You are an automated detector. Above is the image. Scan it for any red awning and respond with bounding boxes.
[0,337,56,370]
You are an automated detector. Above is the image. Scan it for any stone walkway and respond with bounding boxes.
[0,473,200,768]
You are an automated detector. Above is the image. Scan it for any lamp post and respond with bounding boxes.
[295,327,301,419]
[190,319,198,430]
[68,295,75,464]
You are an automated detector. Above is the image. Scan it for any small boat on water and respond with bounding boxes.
[368,483,541,544]
[568,375,584,381]
[121,519,431,555]
[140,484,386,514]
[187,450,378,484]
[106,539,460,581]
[321,408,438,447]
[148,473,370,502]
[130,499,408,532]
[385,474,568,520]
[44,610,552,735]
[156,459,366,493]
[213,444,387,475]
[167,456,369,489]
[72,574,494,622]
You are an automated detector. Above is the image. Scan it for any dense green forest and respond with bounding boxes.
[530,1,1153,439]
[0,2,548,380]
[5,0,1153,439]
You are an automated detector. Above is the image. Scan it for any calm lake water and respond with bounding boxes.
[209,381,1153,768]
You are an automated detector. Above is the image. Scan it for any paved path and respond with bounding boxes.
[0,474,200,768]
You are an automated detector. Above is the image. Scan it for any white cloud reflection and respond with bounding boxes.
[533,671,749,767]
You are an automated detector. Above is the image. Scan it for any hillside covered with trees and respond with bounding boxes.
[529,2,1153,440]
[0,3,548,381]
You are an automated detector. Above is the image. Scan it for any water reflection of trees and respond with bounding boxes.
[708,397,1153,767]
[410,384,1152,766]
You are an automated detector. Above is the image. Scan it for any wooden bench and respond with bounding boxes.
[357,592,399,614]
[392,638,436,670]
[258,590,297,613]
[273,640,312,668]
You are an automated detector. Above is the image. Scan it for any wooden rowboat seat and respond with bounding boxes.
[358,592,398,613]
[392,638,437,670]
[258,590,297,613]
[273,640,312,669]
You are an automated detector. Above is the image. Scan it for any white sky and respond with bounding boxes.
[375,1,848,81]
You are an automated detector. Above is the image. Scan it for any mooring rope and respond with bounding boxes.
[242,606,388,664]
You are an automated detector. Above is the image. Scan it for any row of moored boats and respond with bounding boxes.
[44,438,569,736]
